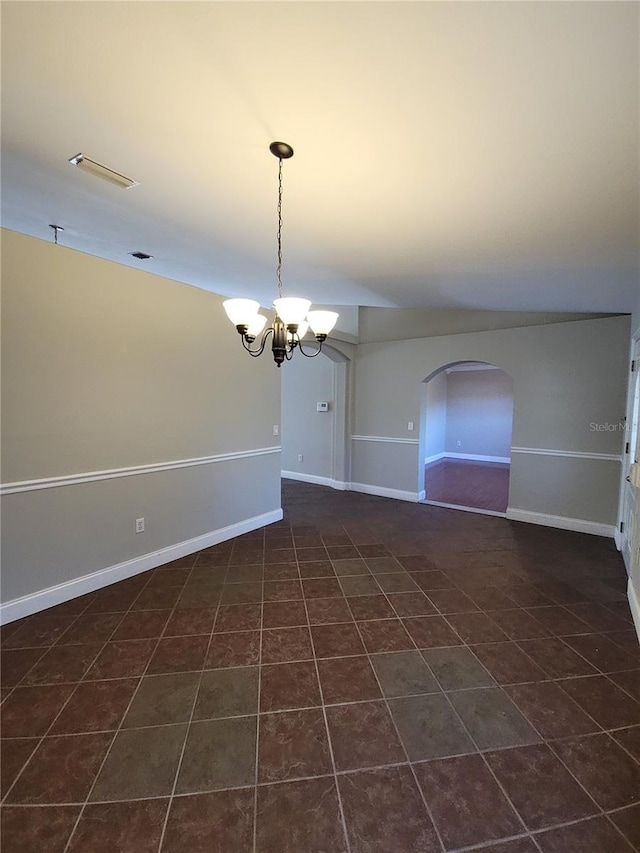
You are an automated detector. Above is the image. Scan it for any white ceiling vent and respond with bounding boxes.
[68,153,139,189]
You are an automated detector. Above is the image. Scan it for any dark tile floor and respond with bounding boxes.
[1,479,639,852]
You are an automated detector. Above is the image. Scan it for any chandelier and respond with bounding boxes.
[223,142,338,367]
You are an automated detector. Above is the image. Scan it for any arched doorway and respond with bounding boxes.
[420,361,514,514]
[280,344,351,489]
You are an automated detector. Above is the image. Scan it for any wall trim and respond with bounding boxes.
[627,578,640,644]
[506,507,615,538]
[424,499,507,518]
[349,482,421,502]
[614,525,623,554]
[511,447,621,462]
[442,452,510,464]
[351,435,419,446]
[281,471,348,490]
[0,508,284,624]
[0,446,282,496]
[424,452,447,465]
[281,473,418,502]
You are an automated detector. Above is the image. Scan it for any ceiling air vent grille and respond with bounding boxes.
[68,153,139,189]
[130,251,153,260]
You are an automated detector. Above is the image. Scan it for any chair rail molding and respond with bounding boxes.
[0,446,282,495]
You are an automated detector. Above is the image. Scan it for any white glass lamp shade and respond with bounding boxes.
[273,297,311,327]
[307,310,339,336]
[246,313,268,338]
[223,298,260,327]
[292,320,309,340]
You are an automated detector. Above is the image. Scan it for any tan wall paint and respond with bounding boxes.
[352,315,629,524]
[1,229,281,604]
[281,352,335,478]
[358,306,619,344]
[627,288,640,624]
[444,369,513,458]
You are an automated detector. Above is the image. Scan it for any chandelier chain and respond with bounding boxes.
[276,157,284,299]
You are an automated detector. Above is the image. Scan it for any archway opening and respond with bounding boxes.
[280,344,350,490]
[420,361,513,515]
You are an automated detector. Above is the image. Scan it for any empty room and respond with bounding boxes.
[1,3,639,853]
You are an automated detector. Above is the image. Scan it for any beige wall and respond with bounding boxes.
[2,227,633,618]
[423,370,447,460]
[358,306,618,344]
[444,368,513,458]
[281,352,335,479]
[627,291,640,626]
[1,230,281,610]
[352,315,629,526]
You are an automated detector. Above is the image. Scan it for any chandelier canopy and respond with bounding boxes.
[223,142,338,367]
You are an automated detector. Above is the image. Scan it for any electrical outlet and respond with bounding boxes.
[273,425,279,436]
[456,440,461,447]
[408,421,414,431]
[297,453,304,462]
[135,517,145,534]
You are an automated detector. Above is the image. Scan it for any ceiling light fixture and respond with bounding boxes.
[223,142,338,367]
[49,224,64,245]
[68,153,139,189]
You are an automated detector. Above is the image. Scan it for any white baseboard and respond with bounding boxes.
[445,452,511,464]
[0,508,283,625]
[349,482,421,502]
[424,452,510,465]
[613,525,622,553]
[627,578,640,644]
[281,471,348,490]
[424,452,447,465]
[424,500,506,518]
[506,507,615,538]
[282,472,419,502]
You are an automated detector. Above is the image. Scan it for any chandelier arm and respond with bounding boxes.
[241,327,273,357]
[297,339,324,358]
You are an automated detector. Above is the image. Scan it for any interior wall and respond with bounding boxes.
[423,370,447,460]
[358,307,618,344]
[281,352,335,480]
[444,368,513,458]
[351,314,629,529]
[1,229,282,614]
[627,294,640,631]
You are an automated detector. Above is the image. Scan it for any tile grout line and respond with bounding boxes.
[437,674,541,850]
[426,577,640,847]
[524,813,638,851]
[154,622,224,849]
[59,555,202,853]
[251,532,266,853]
[342,548,614,853]
[457,654,640,848]
[0,565,169,809]
[296,534,353,853]
[3,498,635,852]
[322,544,452,839]
[387,575,544,850]
[347,613,449,853]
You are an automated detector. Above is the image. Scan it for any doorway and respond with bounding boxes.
[618,337,640,572]
[420,362,514,514]
[280,344,350,490]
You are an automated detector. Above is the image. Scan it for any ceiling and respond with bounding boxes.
[2,1,638,313]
